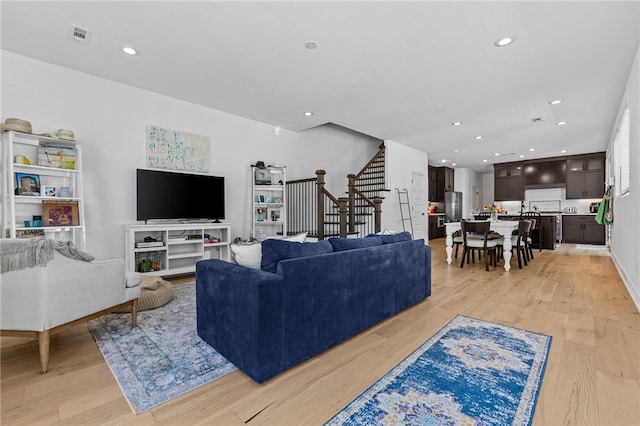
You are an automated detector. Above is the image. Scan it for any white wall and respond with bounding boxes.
[383,140,428,239]
[1,51,380,259]
[453,168,481,219]
[608,45,640,311]
[481,172,494,209]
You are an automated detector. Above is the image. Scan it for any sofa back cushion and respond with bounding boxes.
[328,236,382,252]
[261,239,332,273]
[366,231,412,244]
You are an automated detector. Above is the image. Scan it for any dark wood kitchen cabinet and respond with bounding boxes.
[566,153,605,199]
[538,216,557,249]
[428,215,445,239]
[562,215,605,244]
[428,166,437,201]
[429,166,454,202]
[494,163,523,201]
[523,159,566,189]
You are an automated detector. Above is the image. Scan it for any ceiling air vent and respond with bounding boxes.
[70,25,92,45]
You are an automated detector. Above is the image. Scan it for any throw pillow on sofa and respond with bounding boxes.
[328,236,382,252]
[231,232,308,269]
[230,242,262,269]
[261,239,332,273]
[366,231,412,244]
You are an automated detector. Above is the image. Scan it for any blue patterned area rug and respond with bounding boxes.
[88,283,236,414]
[326,315,551,426]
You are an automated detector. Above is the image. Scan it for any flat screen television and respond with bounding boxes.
[136,169,225,222]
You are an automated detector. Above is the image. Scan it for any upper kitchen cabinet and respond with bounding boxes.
[428,166,437,201]
[494,163,523,201]
[523,159,566,189]
[429,166,454,202]
[566,153,605,199]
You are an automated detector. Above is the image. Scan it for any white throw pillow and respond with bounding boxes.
[230,233,306,270]
[230,243,262,269]
[284,232,307,243]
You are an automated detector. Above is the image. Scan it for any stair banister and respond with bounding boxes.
[316,170,326,240]
[347,173,357,234]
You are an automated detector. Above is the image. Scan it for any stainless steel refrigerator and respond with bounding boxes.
[445,191,463,222]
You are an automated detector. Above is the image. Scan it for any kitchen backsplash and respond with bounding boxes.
[487,188,602,215]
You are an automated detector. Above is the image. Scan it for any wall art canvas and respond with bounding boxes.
[146,125,210,172]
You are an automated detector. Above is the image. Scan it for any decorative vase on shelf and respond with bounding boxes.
[491,210,498,221]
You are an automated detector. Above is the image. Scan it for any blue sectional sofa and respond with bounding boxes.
[196,233,432,383]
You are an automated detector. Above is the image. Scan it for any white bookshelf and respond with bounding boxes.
[125,222,231,276]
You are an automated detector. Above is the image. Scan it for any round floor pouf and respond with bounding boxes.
[115,277,175,313]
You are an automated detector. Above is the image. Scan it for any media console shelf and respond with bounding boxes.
[125,223,231,276]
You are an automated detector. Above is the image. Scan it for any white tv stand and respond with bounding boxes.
[125,222,231,276]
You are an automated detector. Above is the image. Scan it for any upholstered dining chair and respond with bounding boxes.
[511,220,532,269]
[459,220,498,271]
[1,238,141,373]
[520,211,542,254]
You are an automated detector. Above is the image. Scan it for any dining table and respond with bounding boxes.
[445,220,520,271]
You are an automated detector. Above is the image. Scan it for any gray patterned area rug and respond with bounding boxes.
[88,282,236,414]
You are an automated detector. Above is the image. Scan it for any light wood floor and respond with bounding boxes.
[2,239,639,425]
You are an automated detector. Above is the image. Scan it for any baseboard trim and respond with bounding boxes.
[610,251,640,313]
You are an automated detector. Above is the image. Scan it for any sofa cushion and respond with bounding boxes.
[367,231,413,244]
[261,239,332,273]
[231,233,308,270]
[328,236,382,252]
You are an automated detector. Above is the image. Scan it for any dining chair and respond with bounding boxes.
[494,219,532,268]
[520,211,542,253]
[512,220,532,269]
[459,220,498,271]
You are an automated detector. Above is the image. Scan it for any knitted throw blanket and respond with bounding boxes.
[1,238,95,273]
[1,238,55,273]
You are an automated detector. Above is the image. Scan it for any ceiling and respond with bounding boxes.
[1,1,638,172]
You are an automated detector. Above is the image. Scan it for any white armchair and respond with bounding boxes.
[1,240,141,373]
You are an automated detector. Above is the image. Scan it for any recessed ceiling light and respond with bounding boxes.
[121,46,139,55]
[494,153,500,156]
[452,121,462,126]
[529,148,535,152]
[494,36,516,47]
[556,121,568,126]
[441,159,447,163]
[304,40,318,50]
[560,149,567,153]
[519,155,525,158]
[549,99,563,105]
[483,159,488,163]
[453,150,459,153]
[303,111,314,116]
[451,163,457,166]
[475,136,483,140]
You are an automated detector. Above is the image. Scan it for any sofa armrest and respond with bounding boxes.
[196,259,285,383]
[1,254,136,331]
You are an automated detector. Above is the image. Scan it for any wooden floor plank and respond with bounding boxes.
[2,239,639,425]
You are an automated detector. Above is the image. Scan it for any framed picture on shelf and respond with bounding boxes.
[43,186,57,197]
[15,173,41,195]
[257,194,266,203]
[42,200,80,226]
[269,207,282,222]
[37,141,76,169]
[254,169,271,185]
